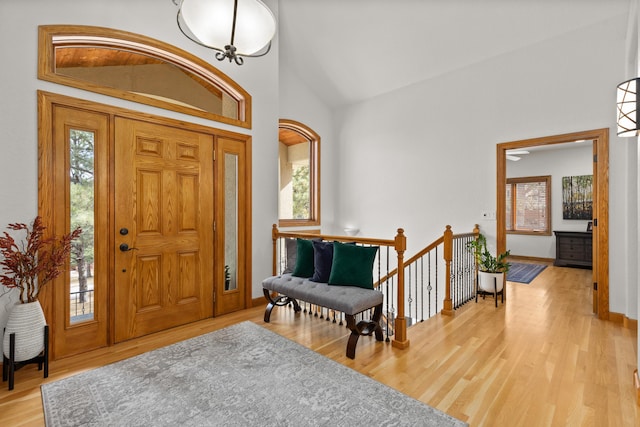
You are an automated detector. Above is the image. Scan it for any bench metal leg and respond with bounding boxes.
[345,304,383,359]
[263,289,301,323]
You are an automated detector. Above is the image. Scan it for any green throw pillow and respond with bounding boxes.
[328,241,379,289]
[291,238,314,278]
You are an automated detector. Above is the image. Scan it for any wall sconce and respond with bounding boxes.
[617,77,640,137]
[173,0,276,65]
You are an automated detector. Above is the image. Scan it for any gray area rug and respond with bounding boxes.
[41,321,466,426]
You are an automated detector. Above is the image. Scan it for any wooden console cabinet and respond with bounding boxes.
[553,231,592,268]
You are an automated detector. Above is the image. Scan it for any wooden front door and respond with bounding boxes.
[40,92,251,357]
[114,117,214,342]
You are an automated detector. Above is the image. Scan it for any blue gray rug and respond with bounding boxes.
[507,262,547,284]
[41,321,466,426]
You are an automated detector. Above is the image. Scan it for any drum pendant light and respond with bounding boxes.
[173,0,276,65]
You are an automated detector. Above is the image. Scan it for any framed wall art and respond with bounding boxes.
[562,175,593,220]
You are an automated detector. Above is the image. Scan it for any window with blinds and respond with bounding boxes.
[506,176,551,235]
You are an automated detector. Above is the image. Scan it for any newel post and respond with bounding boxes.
[441,225,454,316]
[272,224,279,276]
[392,228,410,350]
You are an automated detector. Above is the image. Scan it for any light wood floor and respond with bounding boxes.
[0,264,637,426]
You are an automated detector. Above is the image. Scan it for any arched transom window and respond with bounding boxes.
[38,25,251,128]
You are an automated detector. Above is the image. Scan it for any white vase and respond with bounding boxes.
[478,271,505,293]
[3,301,47,362]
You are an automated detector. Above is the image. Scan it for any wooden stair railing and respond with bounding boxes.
[442,224,480,315]
[374,224,479,320]
[269,224,478,352]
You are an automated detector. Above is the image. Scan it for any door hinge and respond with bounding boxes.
[593,154,597,162]
[593,218,597,227]
[593,282,598,290]
[213,221,216,232]
[213,151,216,161]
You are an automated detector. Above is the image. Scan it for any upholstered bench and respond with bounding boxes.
[262,274,384,359]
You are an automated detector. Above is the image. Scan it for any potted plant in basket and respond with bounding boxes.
[466,233,511,297]
[0,216,81,362]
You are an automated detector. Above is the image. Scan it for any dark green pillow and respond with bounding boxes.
[328,241,379,289]
[291,238,314,278]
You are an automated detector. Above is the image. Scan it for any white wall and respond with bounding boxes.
[332,15,634,317]
[1,1,638,364]
[0,0,279,345]
[506,144,593,259]
[279,64,338,233]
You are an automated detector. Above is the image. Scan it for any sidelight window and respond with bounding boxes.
[69,129,95,323]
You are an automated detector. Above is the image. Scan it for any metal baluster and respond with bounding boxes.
[389,276,395,342]
[384,247,390,341]
[466,236,472,302]
[469,236,475,299]
[451,239,456,309]
[407,263,413,324]
[415,257,419,322]
[419,256,424,322]
[458,237,462,305]
[435,246,440,311]
[427,251,432,317]
[456,237,462,307]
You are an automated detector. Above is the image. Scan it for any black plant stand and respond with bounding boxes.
[2,325,49,390]
[475,276,504,308]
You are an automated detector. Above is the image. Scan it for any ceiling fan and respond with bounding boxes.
[506,149,530,161]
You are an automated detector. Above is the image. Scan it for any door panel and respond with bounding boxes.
[47,105,109,359]
[114,117,214,342]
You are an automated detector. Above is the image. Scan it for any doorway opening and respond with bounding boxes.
[497,128,609,319]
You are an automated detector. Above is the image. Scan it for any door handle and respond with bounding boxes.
[119,243,139,252]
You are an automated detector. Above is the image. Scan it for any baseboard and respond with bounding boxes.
[608,312,638,330]
[635,370,640,406]
[507,255,554,264]
[624,316,638,331]
[252,296,266,308]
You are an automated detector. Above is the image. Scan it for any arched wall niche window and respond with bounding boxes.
[38,25,251,128]
[278,119,320,227]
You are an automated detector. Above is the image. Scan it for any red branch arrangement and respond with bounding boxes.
[0,216,81,303]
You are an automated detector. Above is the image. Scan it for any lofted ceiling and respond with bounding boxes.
[278,0,631,109]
